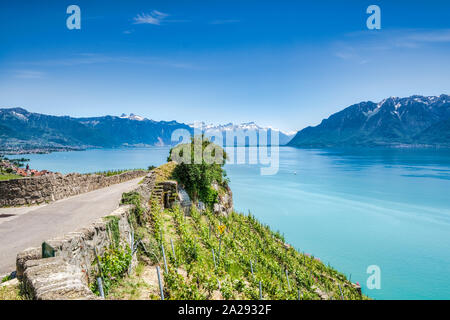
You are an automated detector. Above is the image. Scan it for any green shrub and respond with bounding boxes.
[91,245,132,296]
[168,136,229,208]
[105,216,120,248]
[121,191,144,225]
[1,275,11,283]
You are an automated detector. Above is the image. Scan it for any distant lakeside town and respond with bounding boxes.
[0,156,53,179]
[0,145,85,156]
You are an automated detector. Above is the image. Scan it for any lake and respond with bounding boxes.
[9,146,450,300]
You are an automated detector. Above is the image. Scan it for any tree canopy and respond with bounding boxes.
[168,136,229,208]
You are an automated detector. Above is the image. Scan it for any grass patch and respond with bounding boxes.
[90,169,146,177]
[107,262,156,300]
[104,216,121,248]
[0,283,24,300]
[1,275,12,283]
[121,191,145,225]
[154,162,177,183]
[0,173,22,181]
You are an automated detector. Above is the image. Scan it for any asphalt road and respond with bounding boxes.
[0,177,143,275]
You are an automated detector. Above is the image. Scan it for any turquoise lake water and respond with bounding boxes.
[11,147,450,300]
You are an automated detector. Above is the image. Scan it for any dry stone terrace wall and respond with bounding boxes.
[17,205,136,300]
[0,170,147,207]
[15,171,159,300]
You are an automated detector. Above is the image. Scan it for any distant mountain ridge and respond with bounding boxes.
[0,108,294,153]
[0,108,192,152]
[189,121,295,145]
[3,95,448,153]
[288,95,450,148]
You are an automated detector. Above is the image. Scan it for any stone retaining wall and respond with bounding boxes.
[17,205,136,300]
[0,170,147,207]
[15,172,157,300]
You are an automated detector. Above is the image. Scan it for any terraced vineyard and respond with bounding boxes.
[101,140,368,300]
[109,192,367,300]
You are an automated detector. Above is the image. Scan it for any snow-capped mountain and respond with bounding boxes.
[288,94,450,147]
[189,122,295,145]
[119,113,146,121]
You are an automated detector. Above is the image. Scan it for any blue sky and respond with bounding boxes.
[1,0,450,132]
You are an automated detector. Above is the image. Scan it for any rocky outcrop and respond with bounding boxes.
[177,186,192,215]
[0,170,147,207]
[212,182,233,216]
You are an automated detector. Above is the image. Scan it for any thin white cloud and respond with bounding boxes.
[334,44,369,64]
[133,10,168,25]
[334,28,450,64]
[132,11,238,26]
[400,29,450,45]
[14,70,45,79]
[342,28,450,49]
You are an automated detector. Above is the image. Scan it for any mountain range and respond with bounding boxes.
[0,108,191,152]
[2,94,449,153]
[0,108,294,153]
[189,122,296,146]
[288,94,450,148]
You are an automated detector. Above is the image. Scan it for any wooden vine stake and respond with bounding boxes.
[285,269,291,290]
[212,248,217,269]
[97,277,105,298]
[156,266,164,300]
[217,224,226,262]
[338,283,344,300]
[93,246,106,298]
[170,238,177,266]
[259,281,263,300]
[161,242,168,273]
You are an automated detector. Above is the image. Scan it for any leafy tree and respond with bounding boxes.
[168,136,229,208]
